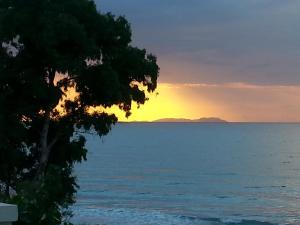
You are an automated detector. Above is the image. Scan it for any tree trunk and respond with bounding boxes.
[35,70,60,180]
[36,117,50,180]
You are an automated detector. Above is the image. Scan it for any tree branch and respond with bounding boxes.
[47,134,59,152]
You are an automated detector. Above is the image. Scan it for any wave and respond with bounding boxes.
[71,207,279,225]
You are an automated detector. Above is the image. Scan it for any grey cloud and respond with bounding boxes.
[96,0,300,85]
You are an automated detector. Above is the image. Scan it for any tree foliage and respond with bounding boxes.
[0,0,159,224]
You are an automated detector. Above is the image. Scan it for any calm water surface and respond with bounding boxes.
[73,123,300,225]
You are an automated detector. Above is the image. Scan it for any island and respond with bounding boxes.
[153,117,228,123]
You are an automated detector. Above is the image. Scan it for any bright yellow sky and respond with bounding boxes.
[111,82,300,122]
[111,83,232,122]
[56,73,300,123]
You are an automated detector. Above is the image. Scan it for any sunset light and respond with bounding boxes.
[3,1,300,224]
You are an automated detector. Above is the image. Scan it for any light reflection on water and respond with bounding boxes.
[73,123,300,225]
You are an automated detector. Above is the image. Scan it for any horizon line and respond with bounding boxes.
[118,121,300,124]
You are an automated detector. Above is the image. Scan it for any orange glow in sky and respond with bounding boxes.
[110,82,300,122]
[54,71,300,123]
[111,83,230,122]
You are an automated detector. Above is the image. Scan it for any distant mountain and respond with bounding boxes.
[194,117,228,123]
[153,118,192,122]
[153,117,228,123]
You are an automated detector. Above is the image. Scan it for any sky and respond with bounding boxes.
[95,0,300,122]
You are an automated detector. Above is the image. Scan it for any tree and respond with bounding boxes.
[0,0,159,224]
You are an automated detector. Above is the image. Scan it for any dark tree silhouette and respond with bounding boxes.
[0,0,159,224]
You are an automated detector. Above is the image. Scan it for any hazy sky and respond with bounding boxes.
[95,1,300,122]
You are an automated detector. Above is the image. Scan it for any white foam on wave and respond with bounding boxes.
[72,207,213,225]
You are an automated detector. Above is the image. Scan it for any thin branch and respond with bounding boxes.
[47,135,59,151]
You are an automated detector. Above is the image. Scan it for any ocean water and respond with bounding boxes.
[72,123,300,225]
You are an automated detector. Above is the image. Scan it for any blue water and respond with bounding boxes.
[73,123,300,225]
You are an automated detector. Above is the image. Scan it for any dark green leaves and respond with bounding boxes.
[0,0,159,224]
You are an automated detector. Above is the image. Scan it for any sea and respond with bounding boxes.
[72,123,300,225]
